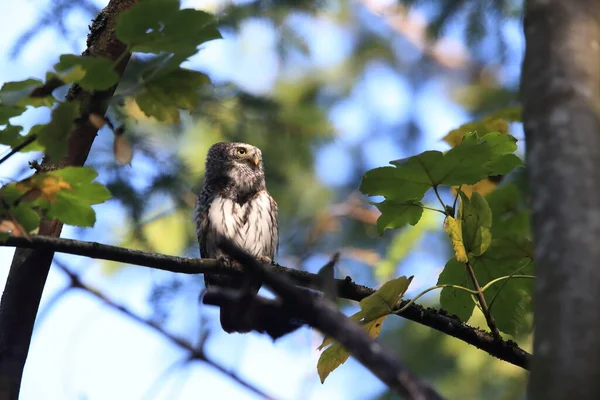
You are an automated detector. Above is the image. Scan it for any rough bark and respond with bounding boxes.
[522,0,600,398]
[0,1,137,398]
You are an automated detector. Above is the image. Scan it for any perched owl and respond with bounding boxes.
[195,142,279,333]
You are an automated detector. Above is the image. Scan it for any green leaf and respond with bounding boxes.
[0,125,43,152]
[480,132,523,176]
[10,167,111,228]
[0,104,26,124]
[374,200,423,234]
[360,152,438,201]
[359,276,412,321]
[438,258,475,322]
[49,166,98,182]
[486,183,530,238]
[472,237,534,335]
[360,133,522,208]
[11,204,40,233]
[53,55,119,90]
[46,191,96,227]
[0,79,55,107]
[37,102,79,161]
[115,0,222,54]
[458,192,492,256]
[438,237,534,334]
[135,68,210,123]
[48,166,111,206]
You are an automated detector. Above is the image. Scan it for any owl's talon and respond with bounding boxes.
[217,255,233,268]
[256,255,272,264]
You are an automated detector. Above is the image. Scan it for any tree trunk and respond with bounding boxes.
[522,0,600,398]
[0,1,137,398]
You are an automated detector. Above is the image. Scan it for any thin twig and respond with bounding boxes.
[465,261,501,341]
[52,262,276,400]
[0,235,531,370]
[0,135,38,166]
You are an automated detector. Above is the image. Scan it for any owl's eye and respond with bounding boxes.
[236,148,247,156]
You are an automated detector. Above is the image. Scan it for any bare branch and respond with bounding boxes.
[52,261,276,400]
[0,235,531,370]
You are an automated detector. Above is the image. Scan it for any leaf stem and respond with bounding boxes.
[422,206,447,215]
[432,185,447,212]
[396,284,478,314]
[465,261,501,340]
[451,185,462,216]
[488,261,533,311]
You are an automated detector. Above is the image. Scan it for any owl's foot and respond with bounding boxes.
[256,255,272,265]
[217,255,234,268]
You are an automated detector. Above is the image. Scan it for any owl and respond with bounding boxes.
[195,142,279,333]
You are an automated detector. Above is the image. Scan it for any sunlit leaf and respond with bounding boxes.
[116,0,222,54]
[359,276,412,321]
[317,315,387,383]
[444,216,468,263]
[360,133,522,205]
[46,191,96,227]
[317,342,351,383]
[53,54,120,90]
[16,176,72,202]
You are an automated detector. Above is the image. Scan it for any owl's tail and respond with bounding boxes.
[220,304,253,333]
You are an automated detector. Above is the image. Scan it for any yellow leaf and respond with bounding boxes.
[359,276,413,321]
[317,311,363,351]
[16,176,72,202]
[317,343,350,383]
[363,315,387,338]
[114,134,133,166]
[316,315,387,383]
[444,216,468,262]
[452,178,498,198]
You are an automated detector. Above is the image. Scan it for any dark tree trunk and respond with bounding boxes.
[522,0,600,398]
[0,1,137,398]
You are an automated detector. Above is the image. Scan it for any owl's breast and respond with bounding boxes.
[207,194,276,258]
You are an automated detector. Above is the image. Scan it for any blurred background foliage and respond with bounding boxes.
[2,0,530,398]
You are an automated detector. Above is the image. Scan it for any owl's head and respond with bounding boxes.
[204,142,266,194]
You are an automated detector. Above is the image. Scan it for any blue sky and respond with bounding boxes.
[0,0,524,399]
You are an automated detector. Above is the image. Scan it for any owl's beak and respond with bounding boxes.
[252,153,260,166]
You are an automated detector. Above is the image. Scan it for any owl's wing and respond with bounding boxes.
[194,192,211,259]
[268,193,279,260]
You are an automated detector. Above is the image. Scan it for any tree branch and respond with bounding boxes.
[218,238,444,399]
[52,260,276,400]
[0,235,531,370]
[0,1,138,398]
